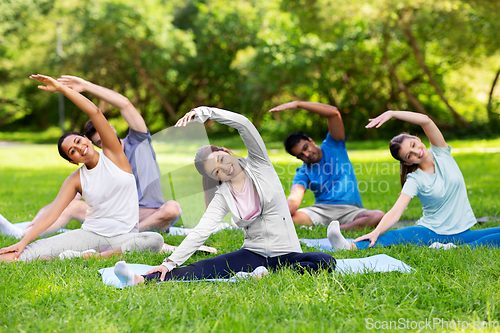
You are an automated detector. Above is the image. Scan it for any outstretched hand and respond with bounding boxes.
[0,241,26,261]
[175,110,196,127]
[366,111,394,129]
[354,230,380,247]
[145,265,170,281]
[269,101,299,112]
[57,75,87,93]
[29,74,62,92]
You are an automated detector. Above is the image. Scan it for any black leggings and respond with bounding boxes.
[143,249,336,282]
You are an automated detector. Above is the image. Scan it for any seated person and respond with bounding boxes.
[113,107,336,286]
[0,74,164,262]
[270,101,384,230]
[328,110,500,251]
[15,75,181,239]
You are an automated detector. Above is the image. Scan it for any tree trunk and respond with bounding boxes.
[403,21,470,128]
[487,67,500,123]
[382,26,453,129]
[133,56,176,120]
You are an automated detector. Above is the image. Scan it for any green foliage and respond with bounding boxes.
[0,0,500,140]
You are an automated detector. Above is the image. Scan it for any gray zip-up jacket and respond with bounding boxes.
[162,107,302,271]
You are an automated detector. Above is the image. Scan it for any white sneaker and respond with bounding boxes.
[59,249,96,259]
[160,243,178,253]
[429,242,458,250]
[233,266,269,279]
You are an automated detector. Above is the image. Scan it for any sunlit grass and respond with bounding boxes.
[1,140,500,332]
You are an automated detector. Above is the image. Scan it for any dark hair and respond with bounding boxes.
[390,133,419,187]
[58,131,84,162]
[194,145,231,208]
[284,131,310,156]
[84,119,97,141]
[84,118,121,146]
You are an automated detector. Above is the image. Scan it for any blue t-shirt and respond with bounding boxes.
[401,144,476,235]
[292,133,363,207]
[123,128,165,209]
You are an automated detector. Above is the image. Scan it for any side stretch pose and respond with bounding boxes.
[114,107,336,286]
[15,75,181,237]
[270,101,384,230]
[328,111,500,251]
[0,75,164,262]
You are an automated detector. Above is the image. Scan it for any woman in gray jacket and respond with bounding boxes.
[114,107,335,286]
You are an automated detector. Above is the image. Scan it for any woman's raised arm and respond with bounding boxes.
[30,74,130,172]
[366,111,447,148]
[176,107,272,165]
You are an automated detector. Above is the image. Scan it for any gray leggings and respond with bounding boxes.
[19,229,164,261]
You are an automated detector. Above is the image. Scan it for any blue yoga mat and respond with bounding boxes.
[334,254,414,274]
[99,254,414,289]
[98,264,241,289]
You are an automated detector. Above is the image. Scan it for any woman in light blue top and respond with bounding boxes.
[327,111,500,250]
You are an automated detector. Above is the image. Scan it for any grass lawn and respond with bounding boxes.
[1,139,500,332]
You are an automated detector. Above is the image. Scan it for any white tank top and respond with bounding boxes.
[80,151,138,236]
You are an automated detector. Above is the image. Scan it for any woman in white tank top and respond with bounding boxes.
[0,75,163,262]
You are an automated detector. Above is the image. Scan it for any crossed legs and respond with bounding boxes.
[292,206,384,231]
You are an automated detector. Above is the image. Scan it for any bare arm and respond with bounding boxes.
[354,193,412,246]
[176,107,272,165]
[30,74,131,172]
[270,101,345,141]
[57,76,148,133]
[366,111,447,148]
[161,192,230,271]
[287,184,306,215]
[0,171,80,259]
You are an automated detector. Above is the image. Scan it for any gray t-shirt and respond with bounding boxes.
[123,128,165,209]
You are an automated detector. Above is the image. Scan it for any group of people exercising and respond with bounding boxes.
[1,74,499,286]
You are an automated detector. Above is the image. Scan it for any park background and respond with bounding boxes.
[1,0,500,332]
[1,0,499,141]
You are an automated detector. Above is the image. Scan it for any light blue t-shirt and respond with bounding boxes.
[292,133,363,207]
[401,144,476,235]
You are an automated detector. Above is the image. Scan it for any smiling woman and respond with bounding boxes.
[112,107,336,286]
[57,132,94,164]
[327,110,500,252]
[0,74,163,263]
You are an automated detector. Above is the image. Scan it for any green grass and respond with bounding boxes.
[1,140,500,332]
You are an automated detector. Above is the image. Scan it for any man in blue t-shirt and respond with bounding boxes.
[270,101,384,230]
[24,76,182,236]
